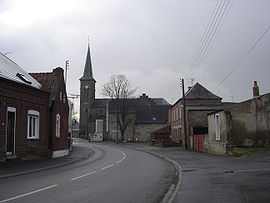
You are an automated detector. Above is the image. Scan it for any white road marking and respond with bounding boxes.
[233,168,270,173]
[69,147,127,181]
[0,184,58,203]
[101,164,114,170]
[70,171,97,181]
[115,160,122,164]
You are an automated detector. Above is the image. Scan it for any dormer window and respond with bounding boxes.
[16,73,32,84]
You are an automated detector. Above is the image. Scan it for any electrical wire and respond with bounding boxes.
[215,25,270,89]
[184,0,232,79]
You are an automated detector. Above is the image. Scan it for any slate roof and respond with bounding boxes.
[135,104,171,124]
[0,52,42,89]
[152,98,170,105]
[30,72,56,92]
[80,44,95,81]
[92,99,110,108]
[185,82,221,99]
[108,99,137,113]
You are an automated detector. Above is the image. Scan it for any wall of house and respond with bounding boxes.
[207,111,228,155]
[134,123,167,142]
[51,70,70,154]
[0,78,50,160]
[227,94,270,147]
[108,113,136,141]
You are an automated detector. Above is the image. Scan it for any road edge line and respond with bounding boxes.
[133,149,183,203]
[0,146,94,180]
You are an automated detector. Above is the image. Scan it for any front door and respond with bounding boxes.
[6,107,16,155]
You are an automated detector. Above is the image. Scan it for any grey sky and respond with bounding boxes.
[1,0,269,107]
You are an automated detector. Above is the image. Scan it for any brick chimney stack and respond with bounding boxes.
[253,81,259,97]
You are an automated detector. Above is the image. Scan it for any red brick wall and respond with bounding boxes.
[0,78,50,160]
[168,98,222,143]
[51,69,69,151]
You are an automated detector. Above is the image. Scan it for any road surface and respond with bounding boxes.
[0,139,175,203]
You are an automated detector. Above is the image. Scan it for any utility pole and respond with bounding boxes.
[181,78,188,149]
[65,60,69,84]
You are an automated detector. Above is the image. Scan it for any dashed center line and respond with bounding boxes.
[233,168,270,173]
[0,146,127,203]
[101,164,114,170]
[70,171,97,181]
[0,184,58,203]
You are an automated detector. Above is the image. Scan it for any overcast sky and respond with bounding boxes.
[1,0,270,108]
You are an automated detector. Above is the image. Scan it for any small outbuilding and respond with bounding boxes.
[207,81,270,155]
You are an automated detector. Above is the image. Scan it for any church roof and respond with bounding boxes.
[80,44,95,81]
[92,99,110,108]
[185,82,221,99]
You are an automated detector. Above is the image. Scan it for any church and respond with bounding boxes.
[79,44,171,141]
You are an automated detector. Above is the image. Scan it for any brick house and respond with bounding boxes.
[168,82,226,150]
[207,81,270,155]
[30,68,70,158]
[0,52,69,161]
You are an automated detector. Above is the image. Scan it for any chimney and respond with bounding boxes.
[253,81,259,97]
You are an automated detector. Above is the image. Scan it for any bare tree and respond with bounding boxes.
[103,74,137,143]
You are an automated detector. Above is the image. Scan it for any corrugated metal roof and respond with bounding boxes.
[0,52,42,89]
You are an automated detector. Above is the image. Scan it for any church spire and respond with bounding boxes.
[80,43,95,80]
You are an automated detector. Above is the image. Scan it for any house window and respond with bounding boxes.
[179,107,182,119]
[56,113,60,138]
[27,110,40,139]
[214,114,220,141]
[176,108,178,120]
[59,92,62,101]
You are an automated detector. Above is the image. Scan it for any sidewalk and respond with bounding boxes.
[132,144,270,203]
[0,141,93,179]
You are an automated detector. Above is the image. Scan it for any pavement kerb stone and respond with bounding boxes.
[134,148,183,203]
[0,147,94,180]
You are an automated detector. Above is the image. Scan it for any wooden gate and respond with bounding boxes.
[193,134,204,152]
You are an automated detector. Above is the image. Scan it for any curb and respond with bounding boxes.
[0,146,94,180]
[134,149,183,203]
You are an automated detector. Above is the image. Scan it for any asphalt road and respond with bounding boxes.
[0,140,175,203]
[135,145,270,203]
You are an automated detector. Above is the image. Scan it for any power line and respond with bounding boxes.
[215,25,270,89]
[184,0,224,78]
[184,0,232,78]
[188,0,232,77]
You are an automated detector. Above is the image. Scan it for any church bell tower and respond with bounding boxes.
[79,44,96,138]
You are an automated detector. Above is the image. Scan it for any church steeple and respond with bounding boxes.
[79,42,96,138]
[80,44,95,81]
